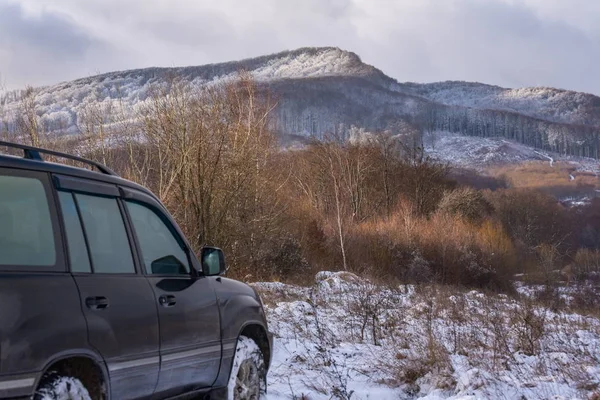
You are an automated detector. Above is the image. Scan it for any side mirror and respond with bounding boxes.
[200,246,226,276]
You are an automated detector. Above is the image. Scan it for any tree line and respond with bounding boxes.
[421,104,600,159]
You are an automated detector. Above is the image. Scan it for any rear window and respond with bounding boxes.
[0,174,56,267]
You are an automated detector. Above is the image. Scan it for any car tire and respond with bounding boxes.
[34,371,92,400]
[227,335,266,400]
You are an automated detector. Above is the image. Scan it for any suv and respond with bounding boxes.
[0,141,272,400]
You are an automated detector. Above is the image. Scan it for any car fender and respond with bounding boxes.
[211,277,269,388]
[38,348,110,398]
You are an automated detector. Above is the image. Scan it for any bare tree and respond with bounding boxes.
[16,86,41,146]
[130,73,283,276]
[293,133,377,271]
[325,142,349,271]
[77,89,116,166]
[0,81,9,142]
[370,132,404,218]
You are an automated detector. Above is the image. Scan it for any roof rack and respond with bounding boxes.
[0,140,119,177]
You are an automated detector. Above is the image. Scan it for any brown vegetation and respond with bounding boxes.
[490,161,600,199]
[3,75,600,291]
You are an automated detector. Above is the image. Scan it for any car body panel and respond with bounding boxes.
[53,173,162,398]
[148,276,221,399]
[0,273,89,398]
[211,277,271,388]
[73,274,161,399]
[118,185,223,397]
[213,277,268,341]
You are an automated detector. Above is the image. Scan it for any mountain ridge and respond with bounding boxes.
[400,80,600,127]
[40,47,391,90]
[2,46,600,158]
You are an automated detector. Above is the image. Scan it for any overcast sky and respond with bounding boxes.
[1,0,600,94]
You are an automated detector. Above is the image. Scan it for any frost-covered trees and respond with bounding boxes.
[17,86,41,146]
[429,106,600,158]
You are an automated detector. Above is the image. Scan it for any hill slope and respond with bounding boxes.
[2,47,600,159]
[401,81,600,127]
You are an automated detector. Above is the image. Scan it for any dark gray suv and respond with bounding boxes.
[0,141,272,400]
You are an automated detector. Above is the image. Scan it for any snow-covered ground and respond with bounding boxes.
[426,131,600,174]
[425,132,549,169]
[253,272,600,399]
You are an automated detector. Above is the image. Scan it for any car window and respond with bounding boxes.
[58,191,92,273]
[0,174,56,267]
[125,201,190,275]
[76,194,135,274]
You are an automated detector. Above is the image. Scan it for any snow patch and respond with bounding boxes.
[37,376,91,400]
[426,131,600,174]
[255,272,600,399]
[425,132,550,169]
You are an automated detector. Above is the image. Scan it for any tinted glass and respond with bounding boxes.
[76,194,135,274]
[0,174,56,267]
[126,201,190,275]
[58,192,92,273]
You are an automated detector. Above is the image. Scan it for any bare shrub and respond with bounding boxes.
[536,243,562,284]
[572,248,600,283]
[438,187,493,223]
[406,249,433,283]
[570,285,600,315]
[485,188,571,258]
[257,235,310,281]
[416,214,516,289]
[345,282,394,345]
[532,284,565,312]
[510,300,547,356]
[387,286,455,392]
[343,221,410,280]
[299,289,356,400]
[337,203,517,289]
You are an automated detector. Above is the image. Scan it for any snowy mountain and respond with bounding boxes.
[400,81,600,127]
[2,47,600,159]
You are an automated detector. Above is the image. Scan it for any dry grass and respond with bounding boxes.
[489,161,600,198]
[344,209,517,290]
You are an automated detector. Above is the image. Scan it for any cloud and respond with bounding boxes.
[351,0,599,93]
[2,0,600,95]
[0,0,120,88]
[0,2,91,55]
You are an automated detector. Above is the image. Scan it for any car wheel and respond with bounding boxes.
[35,371,92,400]
[227,336,266,400]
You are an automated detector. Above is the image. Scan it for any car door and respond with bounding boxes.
[121,188,221,399]
[55,176,160,400]
[0,169,88,399]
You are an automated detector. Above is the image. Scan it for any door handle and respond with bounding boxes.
[159,295,176,307]
[85,296,109,310]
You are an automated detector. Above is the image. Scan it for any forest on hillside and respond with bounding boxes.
[3,59,600,161]
[430,105,600,158]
